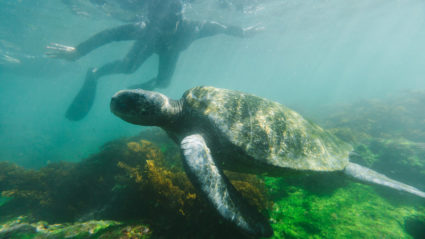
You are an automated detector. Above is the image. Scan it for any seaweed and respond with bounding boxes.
[267,177,425,238]
[0,129,269,238]
[0,216,148,239]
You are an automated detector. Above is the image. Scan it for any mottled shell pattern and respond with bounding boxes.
[183,86,352,171]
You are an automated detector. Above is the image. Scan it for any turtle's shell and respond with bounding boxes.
[182,86,352,171]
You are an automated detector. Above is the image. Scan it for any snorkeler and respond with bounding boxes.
[47,0,263,121]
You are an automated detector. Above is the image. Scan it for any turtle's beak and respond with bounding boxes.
[110,90,141,119]
[110,90,126,116]
[111,88,172,127]
[111,89,160,126]
[110,91,121,115]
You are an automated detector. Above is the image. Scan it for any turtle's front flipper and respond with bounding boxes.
[181,134,273,237]
[65,69,97,121]
[344,162,425,198]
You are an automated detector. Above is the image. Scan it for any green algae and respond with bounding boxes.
[1,128,424,238]
[271,130,425,238]
[1,134,424,238]
[266,177,425,239]
[0,216,152,239]
[0,196,9,207]
[286,91,425,239]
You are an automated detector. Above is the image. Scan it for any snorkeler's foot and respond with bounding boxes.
[65,68,98,121]
[128,79,157,90]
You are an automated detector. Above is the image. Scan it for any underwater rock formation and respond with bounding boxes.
[0,129,269,238]
[268,177,425,238]
[0,128,424,238]
[404,216,425,239]
[310,91,425,192]
[318,90,425,142]
[0,216,151,239]
[351,138,425,191]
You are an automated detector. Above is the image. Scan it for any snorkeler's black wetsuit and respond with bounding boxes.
[61,8,252,121]
[73,20,246,89]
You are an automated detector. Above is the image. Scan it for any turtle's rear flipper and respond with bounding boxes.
[344,162,425,198]
[180,134,273,237]
[65,71,97,121]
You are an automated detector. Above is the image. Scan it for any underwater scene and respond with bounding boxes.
[1,0,425,238]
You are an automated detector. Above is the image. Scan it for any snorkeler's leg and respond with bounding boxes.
[75,23,146,57]
[91,40,153,79]
[65,41,153,121]
[47,23,146,61]
[129,50,180,90]
[156,51,180,88]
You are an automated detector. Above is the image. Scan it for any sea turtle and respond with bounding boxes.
[110,86,425,237]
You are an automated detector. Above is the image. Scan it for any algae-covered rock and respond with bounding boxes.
[351,138,425,191]
[0,216,150,239]
[310,90,425,187]
[0,129,269,238]
[266,177,425,239]
[316,90,425,143]
[288,91,425,238]
[1,124,425,238]
[404,215,425,239]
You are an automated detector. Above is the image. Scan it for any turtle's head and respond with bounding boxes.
[110,89,179,126]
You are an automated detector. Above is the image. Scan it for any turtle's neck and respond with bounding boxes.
[159,98,183,129]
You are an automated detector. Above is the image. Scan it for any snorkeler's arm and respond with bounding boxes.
[47,23,146,61]
[195,21,263,39]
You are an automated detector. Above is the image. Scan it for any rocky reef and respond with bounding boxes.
[267,173,424,238]
[0,129,269,238]
[317,90,425,142]
[314,90,425,192]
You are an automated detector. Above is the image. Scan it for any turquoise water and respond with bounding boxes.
[2,0,425,167]
[0,1,425,238]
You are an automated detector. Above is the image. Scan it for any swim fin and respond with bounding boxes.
[65,70,97,121]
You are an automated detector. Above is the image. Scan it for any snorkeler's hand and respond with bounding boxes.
[243,24,265,37]
[45,43,79,61]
